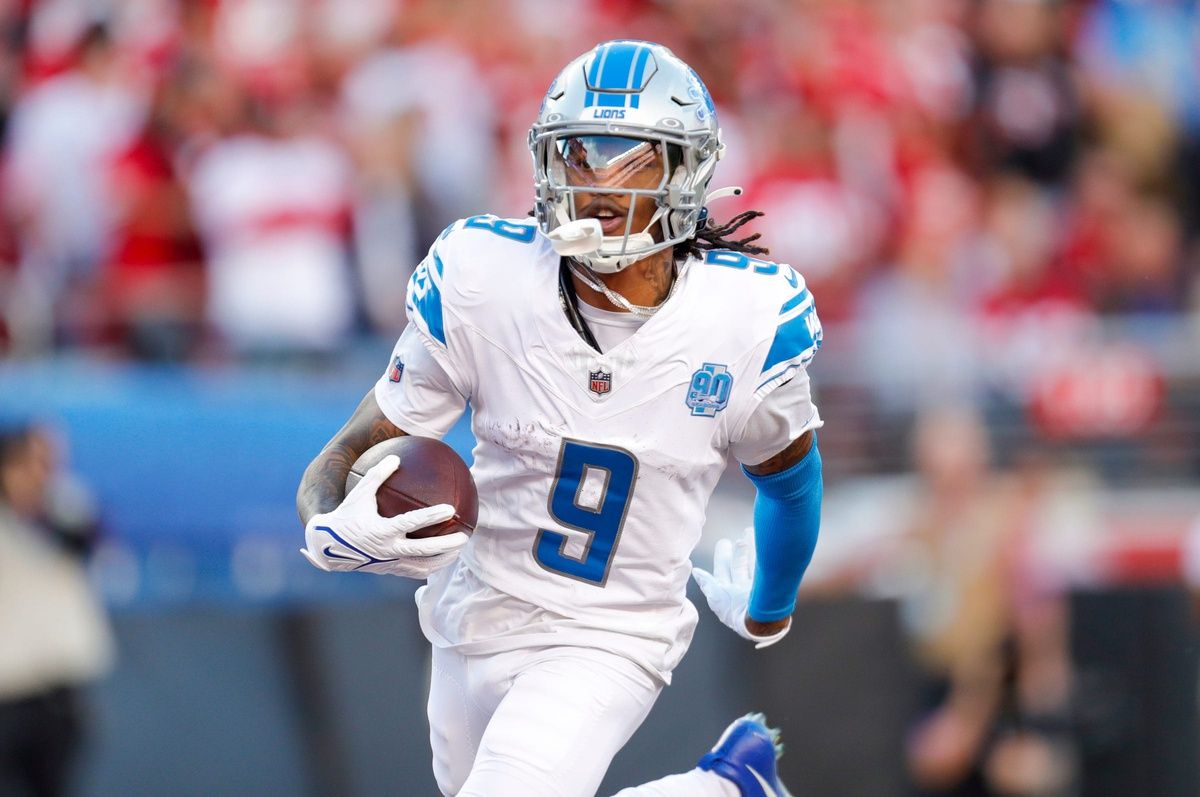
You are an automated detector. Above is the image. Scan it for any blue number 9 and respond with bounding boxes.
[534,440,638,586]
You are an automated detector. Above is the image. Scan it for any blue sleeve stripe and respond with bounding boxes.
[761,306,820,375]
[779,289,810,316]
[408,260,446,345]
[432,251,445,277]
[412,283,445,344]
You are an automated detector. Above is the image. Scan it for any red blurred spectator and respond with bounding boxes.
[967,0,1081,185]
[978,176,1083,316]
[1057,151,1185,314]
[186,94,355,357]
[0,0,1194,360]
[3,22,146,351]
[101,79,206,361]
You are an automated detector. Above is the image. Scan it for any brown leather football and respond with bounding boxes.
[346,436,478,538]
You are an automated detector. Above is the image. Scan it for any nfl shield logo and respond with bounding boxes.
[588,369,612,396]
[388,356,405,383]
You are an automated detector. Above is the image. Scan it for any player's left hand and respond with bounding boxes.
[692,528,791,650]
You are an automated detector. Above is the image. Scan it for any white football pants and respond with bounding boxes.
[428,645,736,797]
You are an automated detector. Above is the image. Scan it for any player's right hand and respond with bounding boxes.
[300,454,468,579]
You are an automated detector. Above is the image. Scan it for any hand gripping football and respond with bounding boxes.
[346,436,478,539]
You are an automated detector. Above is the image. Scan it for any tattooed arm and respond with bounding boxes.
[743,429,815,479]
[296,390,409,525]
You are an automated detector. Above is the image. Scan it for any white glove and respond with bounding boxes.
[691,527,791,649]
[301,454,468,579]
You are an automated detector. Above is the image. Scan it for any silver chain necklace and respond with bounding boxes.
[566,260,681,318]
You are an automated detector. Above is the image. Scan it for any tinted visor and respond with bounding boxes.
[554,135,679,189]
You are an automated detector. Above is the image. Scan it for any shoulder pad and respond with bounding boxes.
[405,214,545,347]
[697,249,823,389]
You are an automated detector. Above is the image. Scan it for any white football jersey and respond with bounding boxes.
[374,215,822,679]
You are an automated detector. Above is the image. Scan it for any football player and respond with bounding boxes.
[297,40,823,797]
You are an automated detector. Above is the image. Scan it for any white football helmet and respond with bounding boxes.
[530,40,732,273]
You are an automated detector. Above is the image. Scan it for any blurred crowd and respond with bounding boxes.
[811,405,1082,796]
[0,0,1197,364]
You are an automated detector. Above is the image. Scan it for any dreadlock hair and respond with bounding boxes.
[674,209,769,262]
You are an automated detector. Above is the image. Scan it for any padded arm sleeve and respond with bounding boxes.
[744,438,823,623]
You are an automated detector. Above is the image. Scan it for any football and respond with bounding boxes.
[346,436,478,539]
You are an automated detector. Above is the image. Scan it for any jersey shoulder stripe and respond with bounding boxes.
[405,214,549,348]
[760,301,821,380]
[687,248,823,390]
[692,249,822,373]
[779,287,811,316]
[406,248,448,345]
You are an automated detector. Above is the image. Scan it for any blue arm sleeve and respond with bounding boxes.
[743,437,823,623]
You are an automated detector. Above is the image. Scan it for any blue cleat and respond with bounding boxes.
[697,713,793,797]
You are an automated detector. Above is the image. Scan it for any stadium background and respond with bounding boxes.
[1,0,1199,794]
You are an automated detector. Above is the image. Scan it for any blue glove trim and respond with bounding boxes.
[742,437,822,622]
